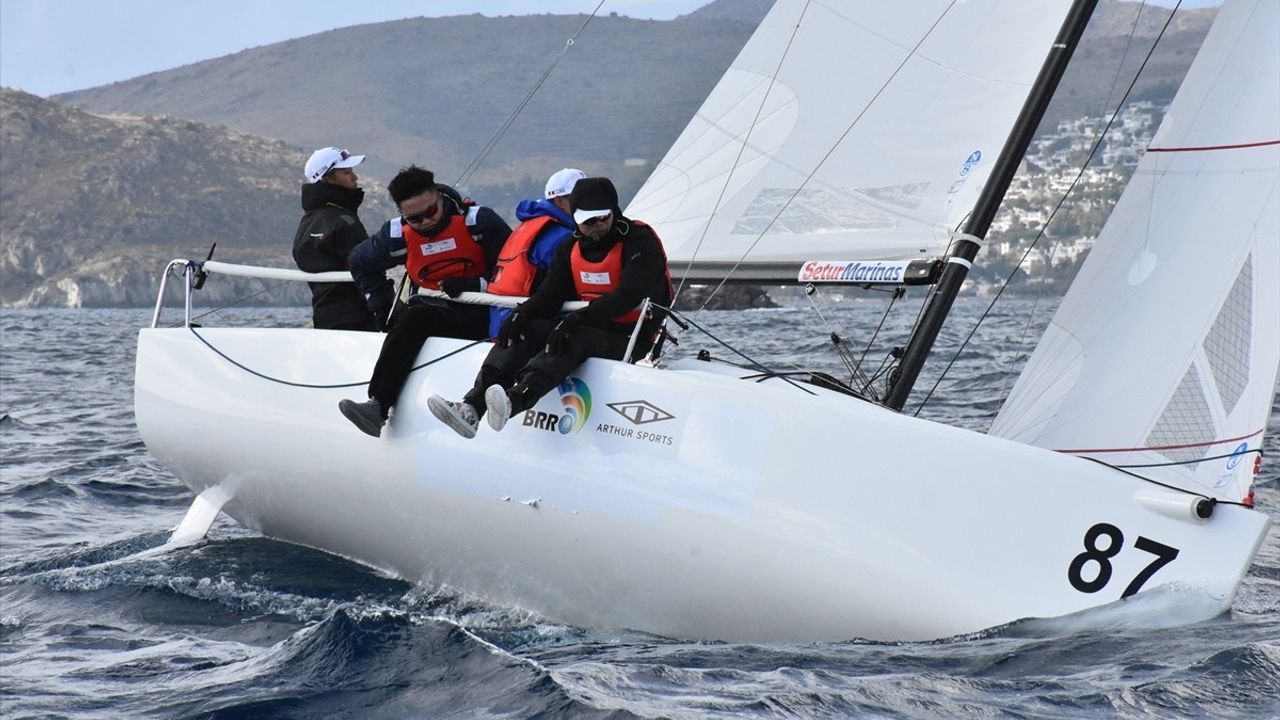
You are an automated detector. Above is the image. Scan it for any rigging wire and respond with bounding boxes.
[686,1,959,319]
[169,281,291,328]
[652,304,816,396]
[1079,455,1256,509]
[454,2,605,189]
[908,0,1184,418]
[671,0,815,311]
[801,284,872,392]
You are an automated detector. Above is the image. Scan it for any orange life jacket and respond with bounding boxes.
[402,212,487,290]
[487,215,557,297]
[570,220,673,324]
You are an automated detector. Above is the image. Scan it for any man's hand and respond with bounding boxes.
[546,311,583,355]
[438,277,481,298]
[497,311,529,348]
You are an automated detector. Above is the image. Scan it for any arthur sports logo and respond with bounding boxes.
[555,377,591,434]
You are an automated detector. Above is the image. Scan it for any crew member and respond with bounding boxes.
[338,165,511,437]
[486,167,585,336]
[292,147,377,330]
[429,176,672,438]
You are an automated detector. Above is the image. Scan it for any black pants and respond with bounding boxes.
[367,302,488,411]
[462,318,637,417]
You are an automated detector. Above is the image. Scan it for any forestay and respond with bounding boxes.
[991,0,1280,504]
[625,0,1074,283]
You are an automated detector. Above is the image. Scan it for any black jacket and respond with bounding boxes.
[293,182,375,329]
[520,216,671,334]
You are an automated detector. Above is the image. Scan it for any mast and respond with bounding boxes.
[883,0,1099,411]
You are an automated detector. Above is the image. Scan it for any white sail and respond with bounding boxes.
[991,0,1280,504]
[626,0,1074,282]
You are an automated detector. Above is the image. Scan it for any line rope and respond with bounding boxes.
[187,325,490,389]
[910,0,1185,418]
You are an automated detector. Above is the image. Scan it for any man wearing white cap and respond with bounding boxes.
[429,176,673,439]
[292,146,376,330]
[485,167,585,335]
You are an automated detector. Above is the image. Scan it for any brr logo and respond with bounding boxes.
[555,378,591,434]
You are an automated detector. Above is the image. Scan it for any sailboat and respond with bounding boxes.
[133,0,1277,642]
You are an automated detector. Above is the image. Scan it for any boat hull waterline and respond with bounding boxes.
[134,328,1270,642]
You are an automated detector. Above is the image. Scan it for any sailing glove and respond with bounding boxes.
[439,277,481,298]
[546,311,583,355]
[497,310,529,348]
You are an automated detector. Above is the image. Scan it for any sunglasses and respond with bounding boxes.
[581,214,611,227]
[320,149,352,177]
[402,195,441,225]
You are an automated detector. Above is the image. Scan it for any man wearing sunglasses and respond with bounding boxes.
[429,176,673,439]
[338,165,511,437]
[292,146,378,331]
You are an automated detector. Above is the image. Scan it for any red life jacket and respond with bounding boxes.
[488,215,557,297]
[402,212,487,290]
[570,220,673,324]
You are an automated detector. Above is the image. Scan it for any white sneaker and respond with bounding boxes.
[484,384,512,432]
[427,395,478,439]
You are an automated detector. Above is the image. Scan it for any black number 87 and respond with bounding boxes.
[1068,523,1180,598]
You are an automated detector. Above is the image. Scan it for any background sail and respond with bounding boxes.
[991,0,1280,503]
[626,0,1074,283]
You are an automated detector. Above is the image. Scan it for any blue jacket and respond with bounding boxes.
[489,198,577,336]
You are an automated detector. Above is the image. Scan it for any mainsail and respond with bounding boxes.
[626,0,1074,283]
[991,0,1280,503]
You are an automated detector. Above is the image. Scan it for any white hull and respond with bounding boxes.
[135,328,1270,642]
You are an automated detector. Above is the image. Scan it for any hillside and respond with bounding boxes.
[0,88,393,307]
[53,1,1213,202]
[3,0,1218,308]
[55,12,761,206]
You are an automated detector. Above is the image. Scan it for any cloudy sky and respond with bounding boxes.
[0,0,714,96]
[1,0,1220,97]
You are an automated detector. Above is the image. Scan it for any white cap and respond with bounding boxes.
[304,147,365,183]
[544,168,586,199]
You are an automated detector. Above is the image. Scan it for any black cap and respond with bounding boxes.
[570,177,619,224]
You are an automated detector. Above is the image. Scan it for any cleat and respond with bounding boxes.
[428,395,478,439]
[339,398,385,438]
[484,384,512,432]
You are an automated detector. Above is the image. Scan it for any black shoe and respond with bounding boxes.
[339,398,385,437]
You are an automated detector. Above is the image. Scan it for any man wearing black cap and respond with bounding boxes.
[429,176,672,439]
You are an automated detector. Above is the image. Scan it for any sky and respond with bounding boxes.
[0,0,714,97]
[1,0,1222,98]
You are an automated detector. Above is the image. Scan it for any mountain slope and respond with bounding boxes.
[0,88,392,307]
[56,12,761,202]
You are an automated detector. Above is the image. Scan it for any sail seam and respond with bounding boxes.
[1147,139,1280,152]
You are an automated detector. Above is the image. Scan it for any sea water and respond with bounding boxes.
[2,301,1277,719]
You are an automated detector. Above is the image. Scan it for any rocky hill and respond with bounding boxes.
[53,0,1213,196]
[2,0,1216,308]
[54,10,761,206]
[0,88,393,307]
